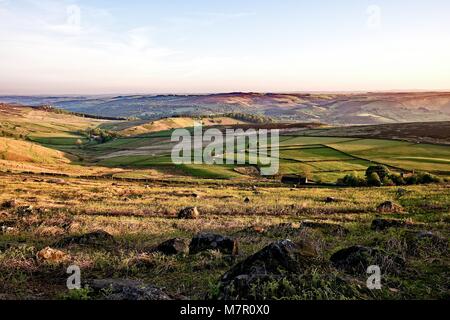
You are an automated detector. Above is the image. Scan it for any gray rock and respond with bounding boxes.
[189,233,238,255]
[330,245,405,275]
[178,207,200,219]
[151,238,189,255]
[218,239,317,299]
[55,230,115,247]
[371,218,406,231]
[376,201,404,213]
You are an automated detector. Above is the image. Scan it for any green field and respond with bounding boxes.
[87,134,450,182]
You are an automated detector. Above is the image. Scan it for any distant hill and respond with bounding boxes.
[0,103,108,140]
[297,121,450,145]
[108,116,248,137]
[1,92,450,125]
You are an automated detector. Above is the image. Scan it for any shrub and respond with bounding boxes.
[340,173,367,187]
[366,165,390,180]
[367,172,382,187]
[417,172,442,184]
[382,176,395,186]
[390,173,406,185]
[405,172,442,185]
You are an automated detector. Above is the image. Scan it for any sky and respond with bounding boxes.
[0,0,449,94]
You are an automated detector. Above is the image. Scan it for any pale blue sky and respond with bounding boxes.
[0,0,449,94]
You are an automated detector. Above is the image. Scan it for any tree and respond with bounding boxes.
[366,165,390,180]
[367,172,382,187]
[340,172,367,187]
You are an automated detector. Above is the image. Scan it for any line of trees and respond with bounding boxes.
[338,165,444,187]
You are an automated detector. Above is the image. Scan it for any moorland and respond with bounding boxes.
[0,101,448,300]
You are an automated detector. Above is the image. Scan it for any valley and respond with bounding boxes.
[0,102,448,300]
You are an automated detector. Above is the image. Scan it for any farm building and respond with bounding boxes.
[281,175,309,185]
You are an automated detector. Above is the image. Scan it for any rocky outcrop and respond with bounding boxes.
[330,245,405,275]
[55,230,115,247]
[371,218,407,231]
[151,238,189,255]
[218,239,317,299]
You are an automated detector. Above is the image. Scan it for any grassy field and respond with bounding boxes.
[0,173,448,300]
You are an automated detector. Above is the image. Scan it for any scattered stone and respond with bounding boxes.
[404,231,448,256]
[178,207,200,219]
[1,199,16,209]
[16,205,34,216]
[151,238,189,255]
[192,193,200,198]
[55,230,115,247]
[376,201,404,213]
[1,226,17,235]
[301,220,349,236]
[244,197,250,203]
[48,178,67,185]
[371,218,407,231]
[37,247,68,263]
[189,233,239,255]
[87,279,172,300]
[218,239,317,299]
[330,245,405,275]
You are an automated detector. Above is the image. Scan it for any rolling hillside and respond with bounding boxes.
[2,92,450,124]
[0,137,71,164]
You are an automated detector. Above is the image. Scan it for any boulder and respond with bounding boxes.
[87,279,172,300]
[189,233,238,255]
[55,230,115,247]
[178,207,200,219]
[151,238,189,255]
[37,247,68,263]
[301,220,349,236]
[330,245,405,275]
[376,201,404,213]
[371,218,406,231]
[244,197,250,203]
[218,239,317,299]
